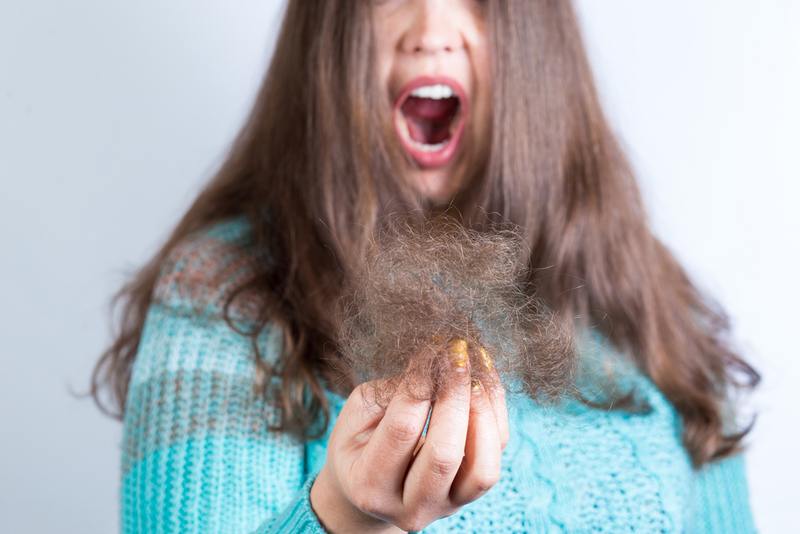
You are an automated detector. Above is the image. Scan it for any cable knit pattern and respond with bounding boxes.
[121,219,757,533]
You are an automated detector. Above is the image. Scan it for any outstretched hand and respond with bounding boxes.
[310,342,509,534]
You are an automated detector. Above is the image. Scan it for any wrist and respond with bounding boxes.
[310,465,404,534]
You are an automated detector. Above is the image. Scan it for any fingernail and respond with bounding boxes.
[449,339,469,369]
[479,347,493,372]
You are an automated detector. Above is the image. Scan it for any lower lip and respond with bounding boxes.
[393,79,469,169]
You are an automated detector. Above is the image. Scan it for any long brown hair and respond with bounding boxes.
[92,0,757,467]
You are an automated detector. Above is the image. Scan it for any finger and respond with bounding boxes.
[477,348,510,451]
[493,386,510,452]
[413,434,426,457]
[404,340,472,507]
[333,383,390,448]
[449,378,502,506]
[358,389,432,495]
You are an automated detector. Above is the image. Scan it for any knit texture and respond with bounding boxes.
[121,219,757,533]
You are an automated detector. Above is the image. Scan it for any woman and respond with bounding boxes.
[93,0,759,532]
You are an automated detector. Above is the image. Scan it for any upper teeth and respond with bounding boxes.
[410,84,455,100]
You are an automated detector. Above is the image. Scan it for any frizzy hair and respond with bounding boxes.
[91,0,758,467]
[338,218,576,407]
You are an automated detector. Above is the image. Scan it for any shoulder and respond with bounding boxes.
[152,217,263,320]
[129,216,283,401]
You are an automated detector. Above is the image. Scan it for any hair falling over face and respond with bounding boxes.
[92,0,758,467]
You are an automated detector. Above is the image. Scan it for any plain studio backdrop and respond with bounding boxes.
[1,1,797,532]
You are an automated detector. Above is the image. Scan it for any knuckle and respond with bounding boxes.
[385,412,423,444]
[428,442,463,476]
[397,512,430,533]
[350,487,382,516]
[349,384,366,404]
[472,467,501,493]
[469,391,491,413]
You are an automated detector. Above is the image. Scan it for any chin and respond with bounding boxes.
[411,168,461,203]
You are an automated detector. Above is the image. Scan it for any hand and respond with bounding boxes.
[310,343,509,534]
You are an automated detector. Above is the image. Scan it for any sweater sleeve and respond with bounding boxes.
[691,454,757,533]
[119,221,328,534]
[120,302,327,534]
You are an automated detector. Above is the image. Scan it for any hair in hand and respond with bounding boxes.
[337,218,576,406]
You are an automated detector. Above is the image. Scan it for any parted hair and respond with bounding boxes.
[92,0,757,467]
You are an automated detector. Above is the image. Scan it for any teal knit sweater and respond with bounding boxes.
[121,220,756,533]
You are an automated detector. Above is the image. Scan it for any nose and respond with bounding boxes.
[399,0,464,55]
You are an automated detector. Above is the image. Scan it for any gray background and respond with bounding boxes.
[1,1,798,532]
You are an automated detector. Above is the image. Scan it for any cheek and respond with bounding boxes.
[468,54,492,142]
[462,11,492,133]
[475,44,492,92]
[476,57,493,129]
[373,34,392,95]
[371,9,405,98]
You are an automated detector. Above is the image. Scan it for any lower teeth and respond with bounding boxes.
[412,139,448,152]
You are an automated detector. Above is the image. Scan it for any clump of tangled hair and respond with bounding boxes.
[337,218,576,406]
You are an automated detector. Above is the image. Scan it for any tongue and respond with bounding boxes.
[401,96,459,145]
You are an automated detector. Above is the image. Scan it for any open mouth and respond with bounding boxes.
[393,77,468,169]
